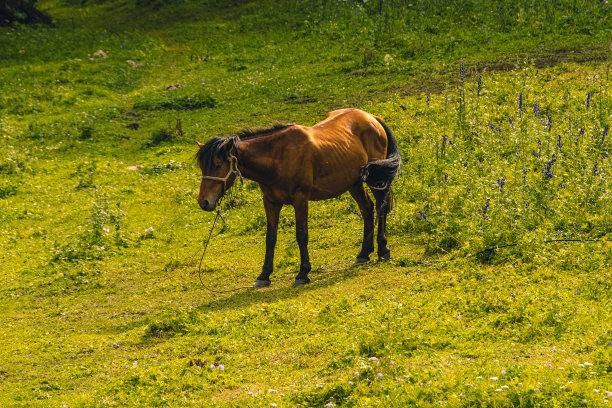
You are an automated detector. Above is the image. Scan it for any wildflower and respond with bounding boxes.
[508,116,514,129]
[210,364,215,370]
[483,198,491,219]
[103,227,110,233]
[587,92,591,108]
[377,373,383,379]
[218,364,224,371]
[270,404,277,407]
[558,182,565,188]
[501,369,507,375]
[418,211,429,222]
[489,123,502,133]
[477,76,482,96]
[497,178,505,192]
[544,154,556,178]
[579,127,584,136]
[448,139,455,147]
[460,60,466,82]
[268,389,277,393]
[533,103,541,116]
[368,357,379,362]
[444,173,449,184]
[546,113,552,132]
[523,169,527,184]
[490,377,499,381]
[557,134,564,149]
[593,162,598,176]
[353,372,360,377]
[426,93,430,107]
[519,93,523,117]
[602,124,609,145]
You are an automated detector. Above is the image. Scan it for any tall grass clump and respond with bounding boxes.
[392,62,611,261]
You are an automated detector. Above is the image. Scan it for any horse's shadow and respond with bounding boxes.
[194,261,378,314]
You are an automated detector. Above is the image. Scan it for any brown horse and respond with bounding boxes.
[196,108,401,288]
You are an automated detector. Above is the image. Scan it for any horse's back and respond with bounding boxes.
[295,109,389,200]
[311,108,387,160]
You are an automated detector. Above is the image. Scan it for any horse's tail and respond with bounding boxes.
[361,118,402,200]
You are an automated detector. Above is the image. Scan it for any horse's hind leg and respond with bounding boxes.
[254,197,282,288]
[349,183,375,264]
[372,188,391,260]
[292,193,311,287]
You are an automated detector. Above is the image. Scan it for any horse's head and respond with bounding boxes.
[195,137,240,211]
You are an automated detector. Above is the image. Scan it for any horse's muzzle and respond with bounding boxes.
[199,199,216,211]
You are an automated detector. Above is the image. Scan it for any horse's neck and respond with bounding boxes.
[235,138,278,184]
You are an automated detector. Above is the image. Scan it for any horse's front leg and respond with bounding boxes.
[292,194,311,287]
[254,197,282,288]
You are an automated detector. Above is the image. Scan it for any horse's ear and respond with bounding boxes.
[221,137,237,153]
[196,141,204,147]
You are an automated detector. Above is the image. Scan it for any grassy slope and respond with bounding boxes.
[0,0,611,406]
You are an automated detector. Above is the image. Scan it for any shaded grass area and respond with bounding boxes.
[0,0,611,406]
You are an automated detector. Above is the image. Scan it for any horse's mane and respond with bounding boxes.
[196,124,293,169]
[236,123,293,140]
[195,137,227,171]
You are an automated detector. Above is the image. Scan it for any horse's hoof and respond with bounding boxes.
[354,257,370,266]
[378,252,391,262]
[253,279,271,288]
[292,278,310,288]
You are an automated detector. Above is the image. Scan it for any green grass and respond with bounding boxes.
[0,0,611,406]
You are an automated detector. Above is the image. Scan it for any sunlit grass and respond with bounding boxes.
[0,0,610,406]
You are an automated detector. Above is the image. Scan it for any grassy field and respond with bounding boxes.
[1,0,611,406]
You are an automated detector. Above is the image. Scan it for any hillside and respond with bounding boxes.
[0,0,611,406]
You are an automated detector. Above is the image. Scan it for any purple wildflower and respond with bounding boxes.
[587,92,591,108]
[448,139,455,147]
[489,123,502,133]
[533,103,540,116]
[508,116,514,130]
[523,169,527,184]
[444,173,449,184]
[477,76,482,96]
[557,134,564,149]
[579,127,584,136]
[544,154,556,178]
[546,113,552,132]
[593,161,598,176]
[426,93,430,107]
[483,198,490,219]
[602,124,609,145]
[497,178,505,192]
[519,93,523,117]
[418,211,429,222]
[558,182,565,188]
[460,60,466,82]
